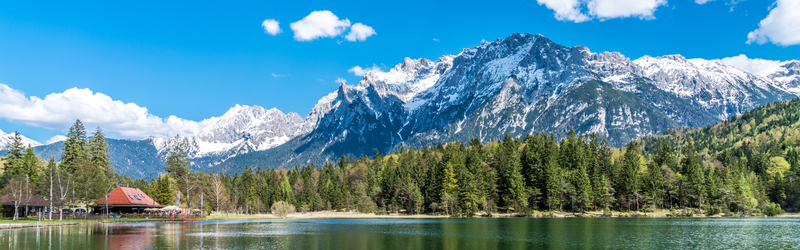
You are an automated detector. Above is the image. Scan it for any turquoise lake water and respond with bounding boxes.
[1,217,798,249]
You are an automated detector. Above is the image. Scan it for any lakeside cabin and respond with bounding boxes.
[91,187,164,214]
[0,193,50,218]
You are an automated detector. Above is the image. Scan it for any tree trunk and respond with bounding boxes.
[50,169,53,221]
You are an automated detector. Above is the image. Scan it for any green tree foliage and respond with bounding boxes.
[89,127,115,181]
[11,97,800,218]
[62,120,88,174]
[2,132,26,182]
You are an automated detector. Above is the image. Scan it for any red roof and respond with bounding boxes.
[93,187,162,207]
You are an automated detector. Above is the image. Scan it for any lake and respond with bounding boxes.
[1,217,798,249]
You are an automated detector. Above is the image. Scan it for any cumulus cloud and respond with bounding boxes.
[537,0,590,22]
[261,19,282,35]
[348,65,384,77]
[335,78,347,85]
[344,23,376,42]
[537,0,667,22]
[290,10,351,41]
[746,0,800,46]
[46,135,68,144]
[588,0,666,20]
[695,0,714,4]
[0,84,216,139]
[713,54,783,74]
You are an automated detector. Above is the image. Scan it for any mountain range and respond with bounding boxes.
[5,33,799,179]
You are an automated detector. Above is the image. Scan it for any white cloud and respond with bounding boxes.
[344,23,376,42]
[0,84,216,139]
[537,0,590,22]
[261,19,282,35]
[335,78,347,85]
[46,135,68,144]
[537,0,667,22]
[433,38,440,42]
[271,73,286,78]
[695,0,714,4]
[290,10,351,41]
[588,0,666,20]
[348,65,384,77]
[746,0,800,46]
[713,54,783,74]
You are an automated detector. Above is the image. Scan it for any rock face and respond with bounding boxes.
[28,33,800,178]
[759,60,800,95]
[209,33,796,173]
[150,105,311,167]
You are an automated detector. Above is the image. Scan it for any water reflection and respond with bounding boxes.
[1,218,799,249]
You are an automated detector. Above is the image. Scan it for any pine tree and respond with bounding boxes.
[279,174,294,205]
[645,161,663,213]
[22,146,40,184]
[165,135,195,211]
[441,162,458,205]
[62,120,88,174]
[682,141,705,208]
[543,134,561,211]
[620,141,641,211]
[2,132,26,180]
[499,135,526,211]
[89,127,114,181]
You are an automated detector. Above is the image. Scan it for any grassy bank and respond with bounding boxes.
[2,209,795,230]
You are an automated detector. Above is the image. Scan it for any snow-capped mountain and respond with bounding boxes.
[759,60,800,94]
[27,33,799,178]
[211,33,796,172]
[150,104,311,166]
[0,129,42,150]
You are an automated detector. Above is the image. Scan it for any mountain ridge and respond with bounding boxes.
[15,33,799,179]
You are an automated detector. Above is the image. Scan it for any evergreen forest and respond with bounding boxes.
[5,98,800,217]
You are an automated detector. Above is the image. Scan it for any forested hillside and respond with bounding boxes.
[7,99,798,217]
[161,99,800,216]
[640,98,800,213]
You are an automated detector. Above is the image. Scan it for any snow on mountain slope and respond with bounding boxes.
[150,105,310,167]
[226,33,797,170]
[28,33,800,177]
[587,52,796,121]
[0,129,42,149]
[760,60,800,95]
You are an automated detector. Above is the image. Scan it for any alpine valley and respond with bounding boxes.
[13,33,800,179]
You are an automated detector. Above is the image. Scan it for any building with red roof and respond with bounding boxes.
[91,187,164,214]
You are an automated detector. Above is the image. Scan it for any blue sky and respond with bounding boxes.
[1,0,799,144]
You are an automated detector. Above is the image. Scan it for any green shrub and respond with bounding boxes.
[705,206,721,216]
[763,203,784,216]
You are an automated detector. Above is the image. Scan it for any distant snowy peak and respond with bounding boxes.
[197,104,306,143]
[633,55,767,95]
[760,60,800,95]
[358,56,454,102]
[0,129,42,150]
[151,104,310,161]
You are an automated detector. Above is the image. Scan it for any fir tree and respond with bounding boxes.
[88,127,114,181]
[62,119,88,174]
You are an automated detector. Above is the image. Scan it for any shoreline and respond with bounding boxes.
[2,210,798,230]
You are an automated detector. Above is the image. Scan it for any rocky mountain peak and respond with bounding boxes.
[0,129,42,150]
